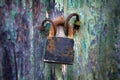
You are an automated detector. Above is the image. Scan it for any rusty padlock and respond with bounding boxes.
[39,13,80,64]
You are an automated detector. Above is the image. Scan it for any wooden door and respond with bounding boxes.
[0,0,119,80]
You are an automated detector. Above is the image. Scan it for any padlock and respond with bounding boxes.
[38,13,80,64]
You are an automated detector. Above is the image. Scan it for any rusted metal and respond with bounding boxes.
[39,15,75,64]
[66,13,80,34]
[38,14,80,64]
[44,37,74,64]
[37,19,56,35]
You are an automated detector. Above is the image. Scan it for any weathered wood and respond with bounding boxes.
[0,0,120,80]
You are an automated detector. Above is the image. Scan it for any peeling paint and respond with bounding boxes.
[0,0,120,80]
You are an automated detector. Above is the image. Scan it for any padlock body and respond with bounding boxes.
[44,37,74,64]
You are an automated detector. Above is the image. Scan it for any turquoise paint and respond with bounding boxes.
[65,0,119,80]
[22,0,26,9]
[55,0,64,11]
[14,0,19,6]
[0,0,119,80]
[0,0,3,7]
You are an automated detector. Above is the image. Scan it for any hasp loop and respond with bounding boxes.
[39,19,56,36]
[66,13,80,34]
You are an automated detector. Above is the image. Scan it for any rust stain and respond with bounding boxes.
[61,52,74,59]
[47,39,56,53]
[61,48,74,58]
[53,16,65,26]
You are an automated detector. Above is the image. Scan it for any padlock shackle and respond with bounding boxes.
[40,19,56,35]
[65,13,80,34]
[66,13,80,34]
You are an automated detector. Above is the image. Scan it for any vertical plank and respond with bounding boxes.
[0,1,4,80]
[43,0,64,80]
[0,0,16,80]
[64,0,120,80]
[33,0,46,80]
[54,1,65,80]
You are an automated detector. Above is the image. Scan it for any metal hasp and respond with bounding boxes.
[38,13,80,64]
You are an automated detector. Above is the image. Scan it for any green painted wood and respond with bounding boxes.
[0,0,120,80]
[44,1,65,80]
[64,0,119,80]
